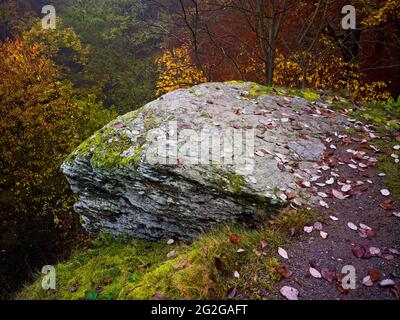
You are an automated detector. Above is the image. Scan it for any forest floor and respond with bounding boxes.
[266,129,400,300]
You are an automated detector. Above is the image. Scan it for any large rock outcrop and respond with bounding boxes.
[62,82,352,240]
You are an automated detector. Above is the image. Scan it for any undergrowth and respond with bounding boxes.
[17,208,318,300]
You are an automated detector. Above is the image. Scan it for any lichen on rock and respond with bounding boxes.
[62,82,352,240]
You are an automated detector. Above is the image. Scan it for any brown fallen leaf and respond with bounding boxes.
[260,239,268,249]
[332,189,347,200]
[114,122,124,129]
[380,199,394,210]
[276,266,293,279]
[336,282,349,295]
[103,277,113,286]
[173,260,190,271]
[230,234,241,244]
[321,268,335,282]
[368,269,381,282]
[352,245,366,259]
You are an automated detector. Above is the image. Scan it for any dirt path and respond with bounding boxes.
[270,127,400,300]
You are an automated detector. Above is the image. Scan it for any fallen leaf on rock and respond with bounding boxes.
[310,267,322,279]
[352,245,366,259]
[380,279,395,287]
[278,247,289,259]
[320,200,329,209]
[114,122,125,129]
[230,234,241,244]
[286,192,295,200]
[362,276,374,287]
[347,222,358,231]
[279,193,288,201]
[326,178,335,185]
[332,189,347,200]
[341,184,352,192]
[276,266,293,279]
[302,181,311,188]
[293,198,304,206]
[280,286,299,300]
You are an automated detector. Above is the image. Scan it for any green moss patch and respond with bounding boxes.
[18,209,318,300]
[65,109,157,170]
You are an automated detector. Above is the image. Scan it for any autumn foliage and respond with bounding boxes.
[156,45,207,95]
[156,0,399,102]
[0,34,115,297]
[0,37,113,218]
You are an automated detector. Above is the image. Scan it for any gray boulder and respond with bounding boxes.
[62,82,351,240]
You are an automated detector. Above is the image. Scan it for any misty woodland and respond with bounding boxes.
[0,0,399,301]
